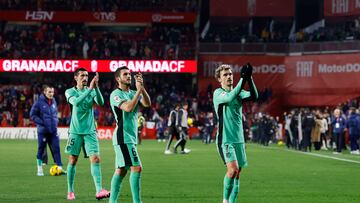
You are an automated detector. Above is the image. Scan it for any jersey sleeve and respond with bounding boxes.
[65,88,76,103]
[239,90,251,99]
[212,78,245,104]
[111,91,127,107]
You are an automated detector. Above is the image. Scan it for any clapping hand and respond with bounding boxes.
[89,72,99,89]
[135,73,143,91]
[240,63,253,80]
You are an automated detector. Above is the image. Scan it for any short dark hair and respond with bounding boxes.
[74,68,88,76]
[182,101,188,106]
[42,84,53,92]
[114,66,129,78]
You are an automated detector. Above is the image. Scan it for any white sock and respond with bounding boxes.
[37,166,43,172]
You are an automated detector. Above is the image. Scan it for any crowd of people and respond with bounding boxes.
[0,23,195,59]
[202,20,360,43]
[0,0,198,12]
[250,98,360,155]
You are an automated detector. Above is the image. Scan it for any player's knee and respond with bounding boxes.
[69,155,78,165]
[115,167,128,176]
[131,166,142,173]
[227,167,239,178]
[90,155,100,163]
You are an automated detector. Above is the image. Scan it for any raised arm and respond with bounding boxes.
[119,90,142,112]
[140,88,151,107]
[66,89,93,106]
[94,87,104,106]
[135,73,151,107]
[213,78,246,104]
[242,76,259,102]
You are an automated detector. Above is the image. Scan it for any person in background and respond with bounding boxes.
[137,111,146,145]
[30,84,65,176]
[331,108,346,154]
[347,107,360,154]
[174,101,191,154]
[320,112,329,150]
[164,103,180,154]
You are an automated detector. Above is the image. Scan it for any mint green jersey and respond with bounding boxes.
[110,88,139,145]
[65,87,104,134]
[213,78,250,144]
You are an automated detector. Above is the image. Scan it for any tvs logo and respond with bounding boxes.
[25,11,54,21]
[93,12,116,21]
[152,14,162,22]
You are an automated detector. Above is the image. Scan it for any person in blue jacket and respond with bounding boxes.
[331,108,346,154]
[347,107,360,154]
[30,84,65,176]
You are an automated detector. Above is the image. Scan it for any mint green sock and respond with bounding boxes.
[223,175,234,200]
[67,164,76,193]
[91,163,102,193]
[36,159,42,166]
[109,173,124,203]
[129,172,141,203]
[229,178,240,203]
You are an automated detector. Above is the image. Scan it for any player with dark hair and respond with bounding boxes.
[109,66,151,203]
[64,68,110,200]
[213,63,258,203]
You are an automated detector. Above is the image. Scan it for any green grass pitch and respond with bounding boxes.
[0,140,360,203]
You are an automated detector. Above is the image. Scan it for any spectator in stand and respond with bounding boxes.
[30,84,65,176]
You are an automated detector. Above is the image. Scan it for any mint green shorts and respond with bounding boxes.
[113,144,141,168]
[65,133,99,157]
[217,143,247,167]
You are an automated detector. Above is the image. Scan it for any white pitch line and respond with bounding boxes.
[254,145,360,164]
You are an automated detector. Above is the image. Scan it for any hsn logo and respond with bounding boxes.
[25,11,54,21]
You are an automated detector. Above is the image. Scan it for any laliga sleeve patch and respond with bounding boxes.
[114,95,121,103]
[220,92,226,97]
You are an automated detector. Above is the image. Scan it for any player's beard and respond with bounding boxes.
[120,80,131,87]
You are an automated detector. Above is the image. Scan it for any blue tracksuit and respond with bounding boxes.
[347,113,360,151]
[30,94,62,166]
[331,116,346,153]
